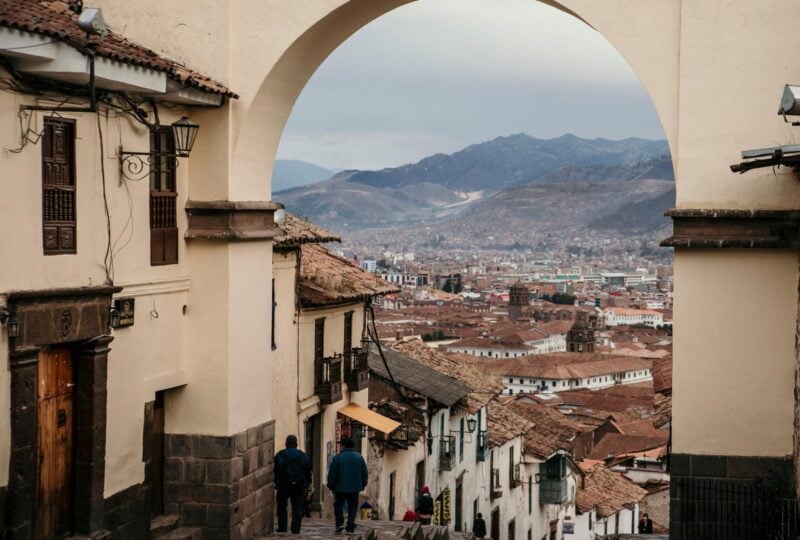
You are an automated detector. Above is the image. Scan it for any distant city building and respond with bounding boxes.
[603,307,664,328]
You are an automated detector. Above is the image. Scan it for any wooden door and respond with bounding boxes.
[454,479,463,531]
[151,391,166,516]
[37,347,74,539]
[490,508,500,540]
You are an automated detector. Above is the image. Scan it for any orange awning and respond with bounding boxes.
[338,403,401,435]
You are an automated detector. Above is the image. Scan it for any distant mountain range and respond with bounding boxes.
[272,159,337,192]
[276,133,674,235]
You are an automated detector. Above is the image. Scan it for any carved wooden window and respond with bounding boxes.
[344,311,353,353]
[315,318,325,363]
[150,128,178,265]
[42,118,76,255]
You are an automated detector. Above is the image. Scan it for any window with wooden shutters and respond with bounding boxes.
[150,128,178,265]
[42,118,76,255]
[315,318,325,363]
[344,311,353,353]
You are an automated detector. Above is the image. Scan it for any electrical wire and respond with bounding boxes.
[96,110,114,284]
[0,40,59,51]
[367,303,426,415]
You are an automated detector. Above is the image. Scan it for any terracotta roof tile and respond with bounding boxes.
[652,355,672,394]
[367,347,471,408]
[391,338,505,414]
[1,1,237,97]
[576,465,647,516]
[473,353,652,381]
[487,400,534,448]
[298,244,399,308]
[274,213,341,250]
[505,399,582,458]
[586,433,668,461]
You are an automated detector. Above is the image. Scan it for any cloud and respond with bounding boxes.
[278,0,665,169]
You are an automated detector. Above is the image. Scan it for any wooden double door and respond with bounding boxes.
[36,346,75,539]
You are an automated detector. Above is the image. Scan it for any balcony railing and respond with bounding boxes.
[476,430,488,462]
[539,477,568,505]
[343,347,369,391]
[439,435,456,471]
[315,355,342,405]
[490,468,503,499]
[510,463,522,488]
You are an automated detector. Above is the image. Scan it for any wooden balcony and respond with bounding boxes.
[315,355,342,405]
[343,348,369,391]
[539,477,568,505]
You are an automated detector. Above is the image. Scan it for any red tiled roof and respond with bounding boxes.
[274,213,341,250]
[576,465,647,517]
[505,399,582,458]
[299,244,399,308]
[652,355,673,394]
[1,1,237,97]
[487,400,533,448]
[586,433,668,461]
[391,338,505,414]
[474,354,651,381]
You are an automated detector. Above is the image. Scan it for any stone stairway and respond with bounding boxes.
[260,519,471,540]
[149,514,203,540]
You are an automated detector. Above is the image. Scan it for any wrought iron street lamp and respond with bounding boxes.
[118,117,200,181]
[171,116,200,157]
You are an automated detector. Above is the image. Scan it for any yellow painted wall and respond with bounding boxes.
[673,250,798,457]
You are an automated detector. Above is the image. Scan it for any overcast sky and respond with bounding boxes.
[276,0,666,171]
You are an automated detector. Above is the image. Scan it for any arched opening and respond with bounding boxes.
[229,0,680,197]
[262,0,676,535]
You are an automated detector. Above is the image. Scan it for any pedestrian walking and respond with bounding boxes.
[274,434,311,534]
[472,512,487,538]
[638,512,654,533]
[415,486,434,525]
[327,438,368,534]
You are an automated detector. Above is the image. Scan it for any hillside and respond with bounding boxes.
[272,159,337,192]
[276,133,673,232]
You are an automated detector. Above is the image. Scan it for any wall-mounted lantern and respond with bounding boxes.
[0,309,21,338]
[118,117,200,181]
[171,117,200,157]
[109,307,121,329]
[467,417,477,434]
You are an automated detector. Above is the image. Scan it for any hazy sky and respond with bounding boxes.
[276,0,666,171]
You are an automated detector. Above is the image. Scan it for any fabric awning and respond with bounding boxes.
[338,403,401,435]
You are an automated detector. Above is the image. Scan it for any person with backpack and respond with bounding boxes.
[274,434,312,534]
[327,438,368,534]
[415,486,434,525]
[472,512,487,539]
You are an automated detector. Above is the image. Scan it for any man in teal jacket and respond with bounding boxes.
[327,438,368,533]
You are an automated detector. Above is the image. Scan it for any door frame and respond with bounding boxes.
[4,286,119,538]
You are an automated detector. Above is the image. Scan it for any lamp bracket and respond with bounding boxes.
[117,146,181,182]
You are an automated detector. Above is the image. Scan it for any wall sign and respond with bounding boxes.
[563,522,574,534]
[114,298,135,328]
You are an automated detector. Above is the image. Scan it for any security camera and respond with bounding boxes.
[78,8,108,37]
[778,84,800,116]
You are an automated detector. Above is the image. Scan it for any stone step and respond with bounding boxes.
[152,526,203,540]
[150,514,181,537]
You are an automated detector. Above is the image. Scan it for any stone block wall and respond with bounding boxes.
[164,420,275,540]
[640,488,669,531]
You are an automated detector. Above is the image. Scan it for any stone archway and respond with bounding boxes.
[225,0,681,199]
